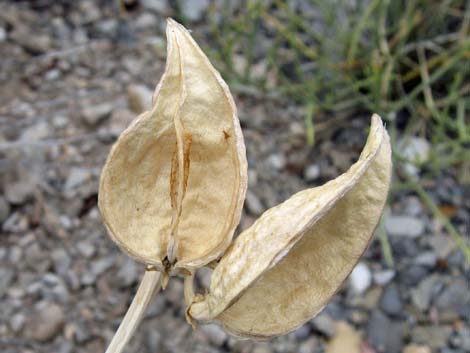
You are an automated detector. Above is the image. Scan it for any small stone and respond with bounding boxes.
[245,190,264,216]
[64,167,91,190]
[398,137,430,163]
[96,18,118,34]
[127,84,152,114]
[367,310,403,353]
[108,109,135,136]
[435,279,470,320]
[267,153,286,170]
[403,344,432,353]
[304,164,320,181]
[51,248,71,276]
[201,323,228,346]
[76,240,96,258]
[146,329,162,352]
[293,325,311,340]
[379,284,403,316]
[384,215,425,238]
[373,269,395,285]
[91,257,114,277]
[327,321,362,353]
[116,258,139,288]
[411,325,452,349]
[457,327,470,351]
[135,13,157,29]
[10,312,25,332]
[196,266,212,290]
[414,251,437,267]
[349,262,371,294]
[141,0,168,13]
[310,312,336,337]
[252,344,272,353]
[410,275,441,312]
[5,181,35,205]
[402,265,429,285]
[177,0,210,21]
[0,27,6,42]
[20,120,49,141]
[26,302,65,342]
[397,137,430,176]
[404,196,423,216]
[299,337,318,353]
[0,268,15,298]
[11,30,51,54]
[82,102,113,125]
[248,168,258,187]
[146,295,166,317]
[0,196,10,223]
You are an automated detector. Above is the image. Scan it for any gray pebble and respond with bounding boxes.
[127,84,152,114]
[76,240,96,258]
[201,323,228,346]
[304,164,320,181]
[411,325,452,349]
[177,0,210,22]
[310,312,336,337]
[373,269,395,285]
[0,196,11,223]
[410,275,441,312]
[299,337,318,353]
[367,310,403,353]
[385,214,425,238]
[380,284,403,316]
[435,279,470,320]
[414,251,438,267]
[0,268,15,298]
[82,103,113,126]
[245,190,264,216]
[26,302,65,342]
[116,258,139,288]
[64,167,91,190]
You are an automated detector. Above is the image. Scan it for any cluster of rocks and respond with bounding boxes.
[1,1,469,353]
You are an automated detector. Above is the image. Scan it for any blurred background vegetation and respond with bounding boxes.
[170,0,470,261]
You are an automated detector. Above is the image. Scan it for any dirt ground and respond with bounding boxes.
[0,2,469,353]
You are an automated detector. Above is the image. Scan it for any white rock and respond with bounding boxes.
[304,164,320,181]
[349,262,372,294]
[397,137,430,176]
[267,153,286,170]
[398,137,430,163]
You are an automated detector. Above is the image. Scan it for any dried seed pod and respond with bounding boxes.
[189,115,391,338]
[98,19,247,273]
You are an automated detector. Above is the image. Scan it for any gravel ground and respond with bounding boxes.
[1,2,469,353]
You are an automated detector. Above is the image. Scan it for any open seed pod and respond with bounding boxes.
[98,19,247,274]
[189,114,392,338]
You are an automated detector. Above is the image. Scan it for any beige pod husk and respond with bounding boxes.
[189,114,392,338]
[98,19,247,274]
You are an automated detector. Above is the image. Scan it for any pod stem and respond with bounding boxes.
[105,269,162,353]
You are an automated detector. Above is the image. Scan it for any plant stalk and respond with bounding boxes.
[105,269,162,353]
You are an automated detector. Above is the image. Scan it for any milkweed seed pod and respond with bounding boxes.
[98,19,248,275]
[189,114,391,338]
